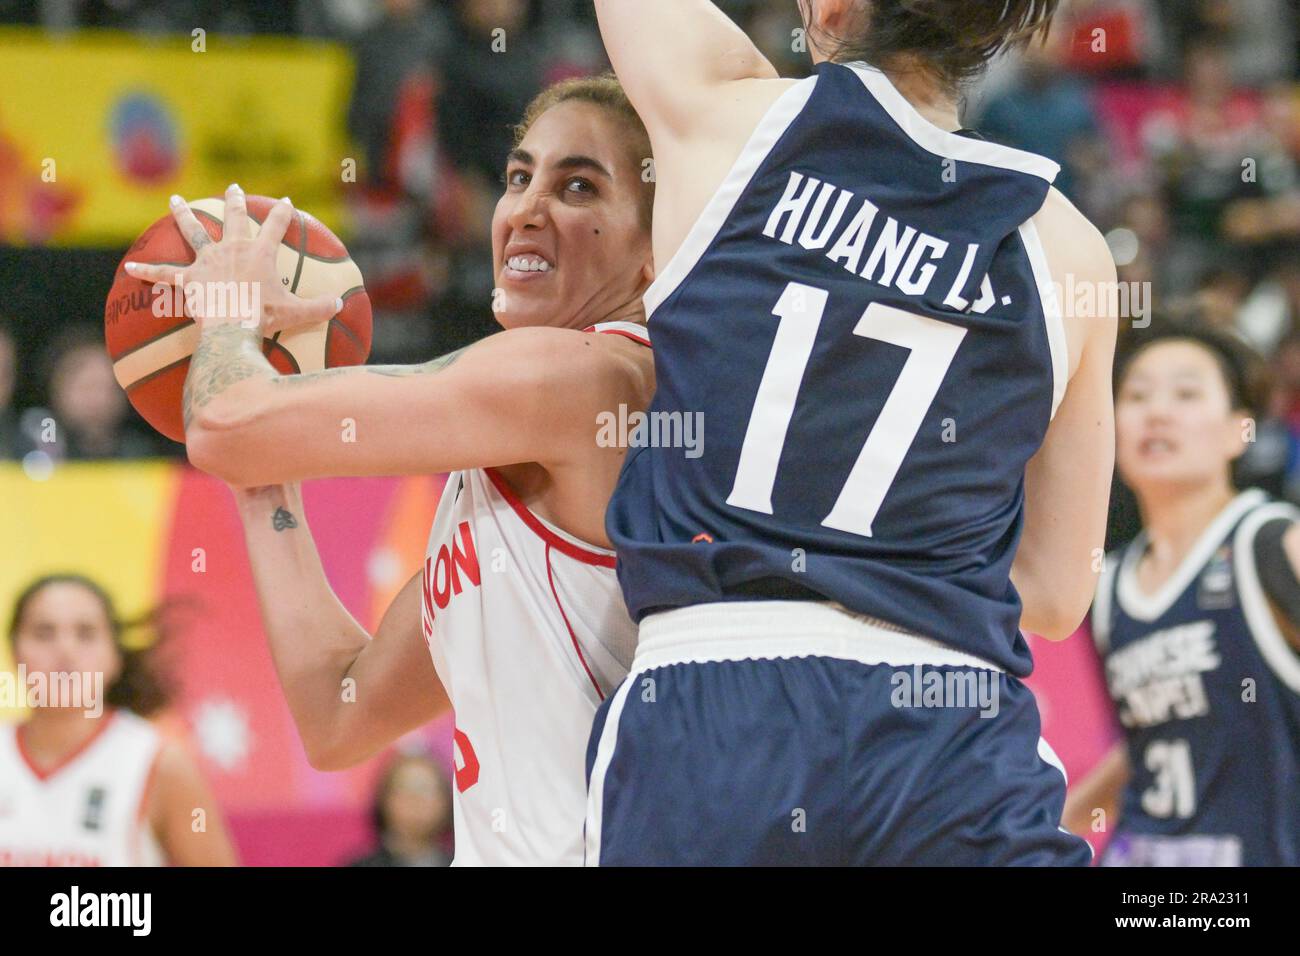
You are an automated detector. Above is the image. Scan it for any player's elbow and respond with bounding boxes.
[303,743,352,773]
[1015,560,1092,642]
[301,731,366,773]
[1020,586,1091,642]
[185,388,278,485]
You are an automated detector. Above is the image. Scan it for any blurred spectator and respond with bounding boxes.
[0,318,31,460]
[37,327,166,460]
[347,0,448,189]
[1269,330,1300,499]
[1142,38,1297,286]
[1239,253,1300,355]
[39,0,301,35]
[345,751,453,867]
[0,0,37,25]
[1059,0,1163,79]
[438,0,542,211]
[975,34,1106,202]
[1189,265,1254,332]
[1156,0,1296,87]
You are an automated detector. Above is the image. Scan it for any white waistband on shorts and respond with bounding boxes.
[633,601,1005,674]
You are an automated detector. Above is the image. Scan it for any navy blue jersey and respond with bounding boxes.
[1092,490,1300,866]
[608,61,1066,675]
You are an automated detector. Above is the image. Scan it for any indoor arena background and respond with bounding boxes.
[1,0,1298,865]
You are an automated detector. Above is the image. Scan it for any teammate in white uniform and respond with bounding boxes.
[0,711,163,867]
[126,77,658,864]
[1,575,237,866]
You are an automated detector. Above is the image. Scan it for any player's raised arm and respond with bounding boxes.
[232,481,447,771]
[1012,191,1119,641]
[592,0,778,136]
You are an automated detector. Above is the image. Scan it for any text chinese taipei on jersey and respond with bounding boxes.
[1093,491,1300,866]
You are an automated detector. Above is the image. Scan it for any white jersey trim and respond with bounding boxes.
[16,710,123,782]
[585,320,650,346]
[584,598,1004,866]
[482,468,616,567]
[847,63,1061,182]
[1233,500,1300,694]
[584,677,637,867]
[633,600,1005,672]
[641,76,818,319]
[1019,219,1069,420]
[1116,489,1267,622]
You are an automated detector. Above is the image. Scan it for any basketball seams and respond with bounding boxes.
[329,317,363,351]
[289,209,307,294]
[125,356,189,392]
[107,195,370,441]
[108,317,196,363]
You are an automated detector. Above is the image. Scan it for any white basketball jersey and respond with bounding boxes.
[0,710,164,867]
[421,321,647,866]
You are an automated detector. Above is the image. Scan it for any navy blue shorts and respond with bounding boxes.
[584,608,1090,866]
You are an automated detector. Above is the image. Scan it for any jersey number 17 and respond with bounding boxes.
[727,281,967,537]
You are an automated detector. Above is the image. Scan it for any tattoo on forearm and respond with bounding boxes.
[269,346,471,388]
[184,330,472,433]
[367,348,468,377]
[183,324,273,430]
[271,506,298,532]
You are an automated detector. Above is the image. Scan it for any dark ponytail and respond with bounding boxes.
[7,573,176,718]
[803,0,1061,90]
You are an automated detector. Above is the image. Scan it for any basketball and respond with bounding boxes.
[103,195,372,443]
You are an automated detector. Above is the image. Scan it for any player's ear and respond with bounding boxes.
[808,0,855,33]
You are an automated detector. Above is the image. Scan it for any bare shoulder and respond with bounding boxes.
[1030,187,1118,378]
[570,328,656,410]
[484,325,650,387]
[1032,187,1114,281]
[479,325,655,435]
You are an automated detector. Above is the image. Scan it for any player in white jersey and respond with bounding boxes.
[123,76,657,864]
[417,329,643,864]
[1,575,236,866]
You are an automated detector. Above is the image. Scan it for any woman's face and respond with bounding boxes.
[52,346,127,433]
[491,100,652,331]
[1116,340,1247,495]
[11,582,122,701]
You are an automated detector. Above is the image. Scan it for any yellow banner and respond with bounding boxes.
[0,27,355,247]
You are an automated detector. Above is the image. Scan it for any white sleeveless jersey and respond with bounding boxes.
[0,710,164,867]
[421,321,647,866]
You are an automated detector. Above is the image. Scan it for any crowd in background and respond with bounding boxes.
[1,0,1299,534]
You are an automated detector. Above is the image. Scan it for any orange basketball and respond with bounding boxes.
[104,195,372,443]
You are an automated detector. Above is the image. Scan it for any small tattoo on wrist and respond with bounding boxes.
[272,507,298,532]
